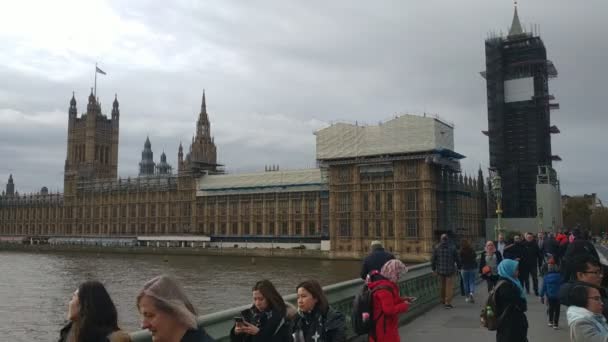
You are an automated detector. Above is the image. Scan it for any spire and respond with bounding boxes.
[112,93,120,119]
[201,90,207,113]
[139,136,155,176]
[508,1,524,37]
[70,91,76,106]
[6,174,15,196]
[87,88,97,114]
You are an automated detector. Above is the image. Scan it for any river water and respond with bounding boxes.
[0,250,360,342]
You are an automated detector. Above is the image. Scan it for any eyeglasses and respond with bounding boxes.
[588,296,603,303]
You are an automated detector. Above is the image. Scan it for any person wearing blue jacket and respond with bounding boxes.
[540,259,562,329]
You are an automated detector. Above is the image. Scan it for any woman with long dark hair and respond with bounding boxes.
[459,239,478,303]
[292,280,345,342]
[230,279,291,342]
[58,280,130,342]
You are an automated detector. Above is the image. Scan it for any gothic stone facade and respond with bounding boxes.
[0,92,486,260]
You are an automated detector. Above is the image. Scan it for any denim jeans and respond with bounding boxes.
[462,269,476,295]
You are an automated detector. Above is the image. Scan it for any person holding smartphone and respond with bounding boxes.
[367,259,411,342]
[230,279,292,342]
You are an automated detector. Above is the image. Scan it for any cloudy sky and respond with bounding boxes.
[0,0,606,200]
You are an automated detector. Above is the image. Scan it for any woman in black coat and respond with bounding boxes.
[292,280,346,342]
[230,280,292,342]
[494,259,528,342]
[479,241,503,292]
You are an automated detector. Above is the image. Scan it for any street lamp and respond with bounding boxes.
[537,207,544,233]
[491,173,503,240]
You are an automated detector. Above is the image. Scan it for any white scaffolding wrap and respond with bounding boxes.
[315,115,454,160]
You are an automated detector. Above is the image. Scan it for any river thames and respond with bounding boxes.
[0,250,361,341]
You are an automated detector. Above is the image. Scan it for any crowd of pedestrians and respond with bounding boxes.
[56,230,608,342]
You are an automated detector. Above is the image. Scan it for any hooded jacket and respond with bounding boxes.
[367,278,409,342]
[560,281,608,320]
[540,271,561,299]
[567,306,608,342]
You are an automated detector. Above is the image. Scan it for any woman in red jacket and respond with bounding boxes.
[368,259,411,342]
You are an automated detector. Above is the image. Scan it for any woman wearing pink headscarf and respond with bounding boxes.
[367,259,411,342]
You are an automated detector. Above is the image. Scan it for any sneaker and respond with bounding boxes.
[465,296,470,303]
[548,322,553,327]
[553,325,559,330]
[469,294,475,303]
[445,304,454,309]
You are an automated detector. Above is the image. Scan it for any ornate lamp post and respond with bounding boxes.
[537,207,544,233]
[491,173,503,240]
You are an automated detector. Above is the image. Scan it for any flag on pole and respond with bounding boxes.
[96,66,106,75]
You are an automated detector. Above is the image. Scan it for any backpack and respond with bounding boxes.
[351,283,392,335]
[480,280,508,331]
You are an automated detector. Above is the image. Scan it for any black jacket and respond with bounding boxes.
[564,239,600,263]
[523,240,543,269]
[459,248,477,270]
[58,322,115,342]
[494,279,528,342]
[559,280,608,320]
[181,328,215,342]
[542,238,559,258]
[360,248,395,279]
[503,242,527,267]
[292,307,346,342]
[478,251,503,280]
[230,306,292,342]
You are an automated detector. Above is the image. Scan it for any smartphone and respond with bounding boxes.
[234,316,244,324]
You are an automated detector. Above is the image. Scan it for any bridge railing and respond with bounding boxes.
[130,261,446,342]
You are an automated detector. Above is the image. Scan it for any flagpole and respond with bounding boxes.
[94,63,98,97]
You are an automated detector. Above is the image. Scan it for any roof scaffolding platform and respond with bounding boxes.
[315,114,454,161]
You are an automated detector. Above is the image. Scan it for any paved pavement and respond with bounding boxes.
[399,281,569,341]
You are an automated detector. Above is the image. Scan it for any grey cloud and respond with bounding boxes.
[0,0,606,201]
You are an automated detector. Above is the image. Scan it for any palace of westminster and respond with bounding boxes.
[0,89,486,259]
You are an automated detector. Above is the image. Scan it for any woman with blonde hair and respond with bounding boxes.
[137,275,214,342]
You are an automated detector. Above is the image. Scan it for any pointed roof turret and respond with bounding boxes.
[70,91,76,106]
[8,174,13,183]
[145,136,151,148]
[508,1,524,37]
[160,151,167,163]
[111,94,120,119]
[201,90,207,113]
